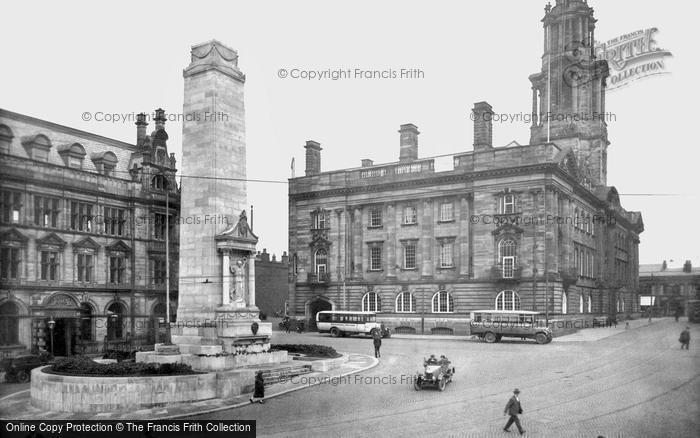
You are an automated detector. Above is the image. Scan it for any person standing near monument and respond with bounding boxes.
[250,371,265,404]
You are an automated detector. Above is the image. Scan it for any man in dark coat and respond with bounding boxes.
[250,371,265,404]
[503,388,525,435]
[372,330,382,358]
[679,326,690,350]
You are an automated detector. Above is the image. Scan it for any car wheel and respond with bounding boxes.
[16,370,30,383]
[484,332,497,343]
[535,332,548,344]
[413,377,422,391]
[330,328,340,337]
[438,378,446,391]
[370,328,379,337]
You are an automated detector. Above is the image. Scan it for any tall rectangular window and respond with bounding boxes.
[109,255,126,284]
[502,194,515,214]
[439,242,454,268]
[70,201,93,232]
[40,251,59,280]
[0,247,20,280]
[404,244,416,269]
[154,213,169,240]
[104,207,126,236]
[502,256,515,278]
[34,196,59,228]
[0,191,22,224]
[77,253,93,282]
[369,208,382,228]
[439,202,454,222]
[152,258,166,284]
[313,212,327,229]
[403,206,417,225]
[370,246,382,271]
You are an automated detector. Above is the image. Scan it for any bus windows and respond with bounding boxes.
[318,313,331,323]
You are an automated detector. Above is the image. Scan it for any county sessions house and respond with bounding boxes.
[287,0,643,335]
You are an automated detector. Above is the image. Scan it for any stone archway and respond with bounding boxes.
[306,297,333,331]
[44,293,80,356]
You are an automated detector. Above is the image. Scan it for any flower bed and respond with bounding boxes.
[49,355,195,376]
[270,344,340,358]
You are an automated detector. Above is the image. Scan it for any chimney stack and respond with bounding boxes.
[398,124,419,161]
[136,113,148,145]
[472,101,494,151]
[304,140,322,176]
[361,159,374,167]
[154,108,166,131]
[683,260,692,273]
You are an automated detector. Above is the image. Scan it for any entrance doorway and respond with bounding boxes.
[49,318,76,357]
[308,299,332,331]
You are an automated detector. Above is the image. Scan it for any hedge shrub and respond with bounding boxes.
[270,344,340,358]
[50,355,195,376]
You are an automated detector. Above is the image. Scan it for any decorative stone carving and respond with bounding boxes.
[229,257,248,303]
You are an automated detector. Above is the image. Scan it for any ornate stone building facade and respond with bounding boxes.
[287,0,643,334]
[0,108,179,357]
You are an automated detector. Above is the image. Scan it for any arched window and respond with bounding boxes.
[561,291,568,314]
[79,303,93,341]
[0,301,19,345]
[107,302,126,340]
[432,290,454,313]
[362,292,381,312]
[498,239,516,278]
[395,292,415,313]
[314,249,327,277]
[495,290,521,311]
[579,294,584,313]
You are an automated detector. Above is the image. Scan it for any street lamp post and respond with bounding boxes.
[164,175,172,343]
[47,317,55,356]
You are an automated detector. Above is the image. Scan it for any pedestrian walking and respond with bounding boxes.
[372,330,382,358]
[503,388,525,435]
[250,371,265,404]
[679,326,690,350]
[283,316,290,333]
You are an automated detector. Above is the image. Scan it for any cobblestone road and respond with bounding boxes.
[193,319,699,437]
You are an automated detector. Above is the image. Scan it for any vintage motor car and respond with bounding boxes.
[413,355,455,391]
[1,352,54,383]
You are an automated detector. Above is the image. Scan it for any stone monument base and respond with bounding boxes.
[141,315,278,372]
[135,350,288,371]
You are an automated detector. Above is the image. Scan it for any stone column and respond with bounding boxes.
[353,207,363,277]
[387,204,396,278]
[531,88,538,127]
[459,197,470,277]
[247,256,256,307]
[420,200,433,278]
[562,196,572,269]
[222,251,230,306]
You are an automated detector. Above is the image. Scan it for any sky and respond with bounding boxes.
[0,0,697,267]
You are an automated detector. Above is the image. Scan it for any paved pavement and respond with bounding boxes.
[0,353,377,420]
[193,318,699,437]
[1,318,697,437]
